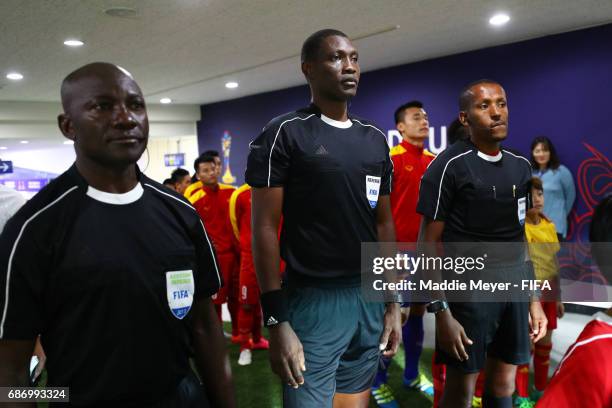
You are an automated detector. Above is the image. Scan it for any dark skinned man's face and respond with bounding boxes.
[59,70,149,167]
[460,83,508,143]
[305,35,360,101]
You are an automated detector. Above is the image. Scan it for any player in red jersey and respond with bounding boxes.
[372,101,435,408]
[537,196,612,408]
[389,101,436,244]
[185,155,240,340]
[229,184,270,366]
[535,314,612,408]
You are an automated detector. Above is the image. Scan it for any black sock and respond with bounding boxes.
[483,393,512,408]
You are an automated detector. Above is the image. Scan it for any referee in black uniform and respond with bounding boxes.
[0,63,236,407]
[246,29,401,408]
[416,80,547,408]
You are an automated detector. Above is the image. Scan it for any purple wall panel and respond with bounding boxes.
[198,23,612,245]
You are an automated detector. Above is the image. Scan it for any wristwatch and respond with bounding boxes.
[426,300,449,314]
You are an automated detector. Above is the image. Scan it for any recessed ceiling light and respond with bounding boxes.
[64,39,84,47]
[225,81,239,89]
[104,7,138,18]
[20,140,29,144]
[0,146,7,150]
[489,13,510,26]
[160,98,172,104]
[6,72,23,81]
[63,140,74,145]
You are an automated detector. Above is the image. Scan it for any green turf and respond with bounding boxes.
[224,323,433,408]
[34,330,434,407]
[36,324,543,407]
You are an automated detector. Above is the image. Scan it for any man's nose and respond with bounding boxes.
[343,57,357,73]
[114,104,137,128]
[489,104,501,118]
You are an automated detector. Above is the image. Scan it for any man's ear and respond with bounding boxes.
[57,113,75,141]
[396,122,405,134]
[458,112,469,127]
[301,61,314,81]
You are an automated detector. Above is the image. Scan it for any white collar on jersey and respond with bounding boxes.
[320,113,353,129]
[86,183,144,205]
[476,150,503,162]
[594,311,612,325]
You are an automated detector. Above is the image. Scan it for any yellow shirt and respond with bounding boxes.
[525,218,560,280]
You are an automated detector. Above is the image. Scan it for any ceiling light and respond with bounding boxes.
[489,13,510,26]
[63,140,74,145]
[104,7,138,18]
[6,72,23,81]
[0,147,7,150]
[20,140,29,144]
[64,39,84,47]
[160,98,172,104]
[225,81,239,89]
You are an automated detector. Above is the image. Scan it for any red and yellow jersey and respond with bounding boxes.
[229,184,252,255]
[390,141,435,242]
[525,218,560,280]
[229,184,285,279]
[185,181,236,255]
[536,318,612,408]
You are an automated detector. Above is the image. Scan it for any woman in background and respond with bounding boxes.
[531,136,576,241]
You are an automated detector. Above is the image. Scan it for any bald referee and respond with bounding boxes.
[246,29,401,408]
[417,80,547,408]
[0,63,235,407]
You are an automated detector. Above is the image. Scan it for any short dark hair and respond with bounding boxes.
[530,176,543,192]
[171,168,189,182]
[530,136,561,170]
[301,29,348,63]
[394,101,424,124]
[163,178,173,186]
[459,79,503,111]
[194,154,216,172]
[202,150,220,158]
[447,118,469,145]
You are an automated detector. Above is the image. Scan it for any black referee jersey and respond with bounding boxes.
[417,139,531,243]
[0,164,221,406]
[246,104,393,287]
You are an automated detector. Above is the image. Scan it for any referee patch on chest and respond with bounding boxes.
[166,270,195,319]
[366,175,381,208]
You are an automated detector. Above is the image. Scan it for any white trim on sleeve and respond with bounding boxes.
[267,115,316,187]
[433,151,472,219]
[1,186,79,338]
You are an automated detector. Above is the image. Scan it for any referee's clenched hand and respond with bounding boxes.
[435,309,473,362]
[269,322,306,388]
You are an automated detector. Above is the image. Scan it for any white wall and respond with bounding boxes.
[2,147,75,175]
[0,101,201,178]
[1,135,200,183]
[140,135,199,183]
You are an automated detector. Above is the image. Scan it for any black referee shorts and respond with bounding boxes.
[435,264,531,373]
[153,371,209,408]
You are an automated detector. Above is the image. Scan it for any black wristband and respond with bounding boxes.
[260,289,289,327]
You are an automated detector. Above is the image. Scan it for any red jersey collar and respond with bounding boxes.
[400,140,425,155]
[202,183,219,193]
